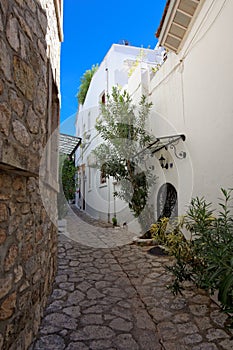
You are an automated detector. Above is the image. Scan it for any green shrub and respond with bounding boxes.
[150,216,192,260]
[77,64,98,105]
[150,217,169,245]
[166,189,233,320]
[61,157,77,201]
[112,217,117,227]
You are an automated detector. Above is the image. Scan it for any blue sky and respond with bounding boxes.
[60,0,167,135]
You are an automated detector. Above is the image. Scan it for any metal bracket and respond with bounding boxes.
[168,137,186,159]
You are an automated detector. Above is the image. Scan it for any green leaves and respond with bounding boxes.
[77,64,98,105]
[94,87,156,229]
[167,189,233,323]
[218,272,233,309]
[61,157,77,201]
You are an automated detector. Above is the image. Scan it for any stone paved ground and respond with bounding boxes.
[30,209,233,350]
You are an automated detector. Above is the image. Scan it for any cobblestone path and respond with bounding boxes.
[30,209,233,350]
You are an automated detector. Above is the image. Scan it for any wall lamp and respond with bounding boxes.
[159,154,168,169]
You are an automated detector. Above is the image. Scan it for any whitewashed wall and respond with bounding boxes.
[149,0,233,215]
[40,0,62,89]
[76,44,163,231]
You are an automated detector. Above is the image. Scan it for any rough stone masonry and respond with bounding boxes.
[0,0,62,349]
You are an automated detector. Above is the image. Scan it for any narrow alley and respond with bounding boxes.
[30,209,233,350]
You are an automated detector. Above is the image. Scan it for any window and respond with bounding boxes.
[101,92,106,105]
[100,171,106,184]
[100,164,106,184]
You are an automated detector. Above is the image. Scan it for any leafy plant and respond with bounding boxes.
[57,155,77,219]
[61,157,77,201]
[151,64,161,74]
[166,189,233,321]
[150,217,169,245]
[77,64,98,105]
[112,217,118,227]
[128,48,146,77]
[149,216,191,262]
[93,86,157,232]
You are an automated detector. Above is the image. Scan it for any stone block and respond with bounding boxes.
[37,9,47,36]
[6,16,20,52]
[24,0,37,13]
[12,119,31,146]
[33,269,42,284]
[25,10,40,37]
[15,0,24,7]
[0,80,3,95]
[0,12,3,32]
[19,291,31,310]
[35,229,43,243]
[0,0,8,15]
[0,228,6,245]
[14,265,23,283]
[2,139,39,175]
[13,56,36,101]
[19,31,27,59]
[0,194,10,200]
[12,177,26,192]
[9,90,24,117]
[0,275,13,299]
[26,106,40,134]
[27,177,37,193]
[0,292,16,320]
[28,44,42,74]
[17,15,32,40]
[21,203,31,214]
[0,103,11,136]
[0,173,12,188]
[21,243,33,262]
[33,79,47,114]
[38,39,47,61]
[16,229,23,241]
[0,39,12,81]
[0,203,8,222]
[4,244,18,271]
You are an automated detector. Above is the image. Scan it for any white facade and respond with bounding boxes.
[75,44,164,231]
[76,0,233,233]
[149,0,233,218]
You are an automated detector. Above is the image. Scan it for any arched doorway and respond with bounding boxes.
[157,183,178,219]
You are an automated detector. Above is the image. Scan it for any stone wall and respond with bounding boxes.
[0,0,62,349]
[0,173,57,350]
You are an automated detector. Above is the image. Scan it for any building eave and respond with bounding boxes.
[54,0,64,42]
[156,0,205,53]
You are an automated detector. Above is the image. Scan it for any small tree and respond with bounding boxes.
[58,155,77,219]
[93,87,156,231]
[77,64,98,105]
[61,157,77,201]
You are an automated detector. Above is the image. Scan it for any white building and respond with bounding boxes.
[148,0,233,222]
[75,44,164,232]
[76,0,233,234]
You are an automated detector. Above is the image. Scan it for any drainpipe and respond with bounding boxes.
[107,178,111,223]
[113,182,116,218]
[105,67,111,223]
[105,67,109,100]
